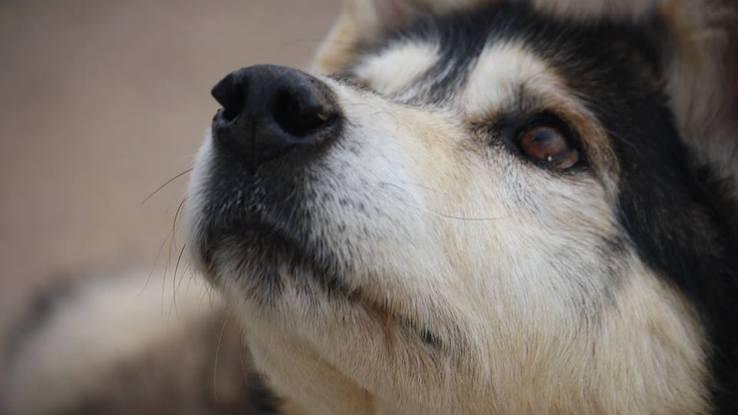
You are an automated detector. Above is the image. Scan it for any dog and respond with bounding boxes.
[5,0,738,414]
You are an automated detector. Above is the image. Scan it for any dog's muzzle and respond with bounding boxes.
[190,65,346,278]
[210,64,342,171]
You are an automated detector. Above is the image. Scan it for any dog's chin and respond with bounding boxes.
[195,217,333,287]
[191,211,445,350]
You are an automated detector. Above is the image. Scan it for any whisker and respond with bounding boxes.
[237,321,252,387]
[359,161,508,222]
[176,261,195,293]
[415,208,507,222]
[171,197,188,254]
[162,198,187,313]
[161,227,175,315]
[171,243,188,315]
[380,182,506,221]
[211,312,232,404]
[141,230,172,297]
[141,168,193,204]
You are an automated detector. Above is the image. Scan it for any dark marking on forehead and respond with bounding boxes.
[406,12,492,103]
[356,1,663,106]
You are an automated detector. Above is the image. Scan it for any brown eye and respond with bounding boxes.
[519,125,580,170]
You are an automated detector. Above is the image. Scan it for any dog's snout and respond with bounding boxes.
[211,65,340,170]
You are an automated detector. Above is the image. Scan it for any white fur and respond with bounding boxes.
[4,270,221,415]
[188,37,710,413]
[354,41,440,97]
[659,0,738,180]
[528,0,658,21]
[7,1,733,414]
[460,43,565,115]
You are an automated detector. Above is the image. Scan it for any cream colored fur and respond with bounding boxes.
[4,271,222,415]
[658,0,738,179]
[187,27,720,413]
[200,0,736,413]
[9,1,734,415]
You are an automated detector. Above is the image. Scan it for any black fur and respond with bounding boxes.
[198,1,738,411]
[244,374,282,414]
[345,2,738,412]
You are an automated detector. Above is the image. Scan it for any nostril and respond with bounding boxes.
[210,65,342,168]
[272,89,335,138]
[211,73,246,123]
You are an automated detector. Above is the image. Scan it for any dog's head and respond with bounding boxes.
[186,1,738,413]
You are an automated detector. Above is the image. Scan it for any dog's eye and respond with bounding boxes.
[518,125,579,170]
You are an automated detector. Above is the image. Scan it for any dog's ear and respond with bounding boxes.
[529,0,657,21]
[656,0,738,177]
[311,0,659,75]
[343,0,425,37]
[311,0,472,74]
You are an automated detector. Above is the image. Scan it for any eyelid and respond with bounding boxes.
[513,113,582,152]
[516,113,576,140]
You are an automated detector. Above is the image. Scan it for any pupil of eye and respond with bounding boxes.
[519,125,579,170]
[532,128,565,151]
[532,128,554,142]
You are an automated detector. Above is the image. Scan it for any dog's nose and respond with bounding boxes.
[210,65,340,170]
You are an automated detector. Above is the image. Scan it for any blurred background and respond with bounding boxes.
[0,0,339,354]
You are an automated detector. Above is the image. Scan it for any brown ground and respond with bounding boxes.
[0,0,339,349]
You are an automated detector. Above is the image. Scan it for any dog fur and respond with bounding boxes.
[4,0,738,414]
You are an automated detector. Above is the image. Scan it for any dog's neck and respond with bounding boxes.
[240,262,709,415]
[246,324,377,415]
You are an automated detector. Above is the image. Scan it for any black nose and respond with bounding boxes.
[210,65,340,170]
